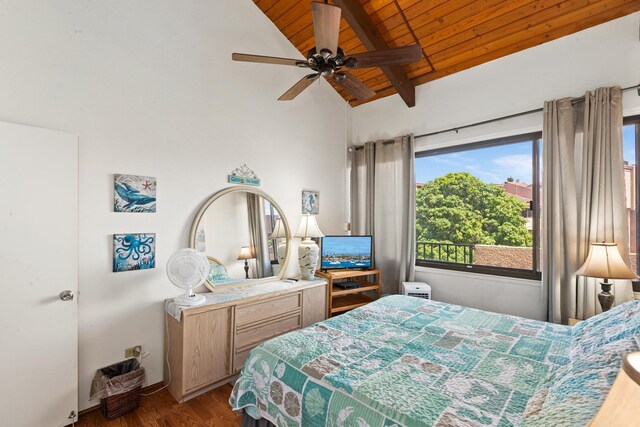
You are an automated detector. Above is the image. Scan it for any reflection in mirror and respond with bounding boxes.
[192,188,289,289]
[206,256,231,284]
[270,218,287,266]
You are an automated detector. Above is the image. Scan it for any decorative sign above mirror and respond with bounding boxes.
[190,186,290,290]
[228,164,260,186]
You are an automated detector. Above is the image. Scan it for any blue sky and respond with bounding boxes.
[416,125,636,185]
[416,141,533,184]
[624,124,635,164]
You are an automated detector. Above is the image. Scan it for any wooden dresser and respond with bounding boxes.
[164,279,327,403]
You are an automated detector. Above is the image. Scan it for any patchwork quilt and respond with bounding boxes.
[229,295,575,426]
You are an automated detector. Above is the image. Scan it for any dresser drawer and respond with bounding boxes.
[236,293,301,327]
[234,348,252,373]
[235,313,300,352]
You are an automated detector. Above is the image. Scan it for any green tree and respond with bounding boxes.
[416,172,532,249]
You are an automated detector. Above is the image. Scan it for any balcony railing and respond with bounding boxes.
[416,242,474,264]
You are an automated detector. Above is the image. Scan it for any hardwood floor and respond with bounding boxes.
[76,383,242,427]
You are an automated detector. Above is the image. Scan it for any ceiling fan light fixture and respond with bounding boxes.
[306,47,317,59]
[333,72,346,83]
[319,48,333,59]
[344,57,357,68]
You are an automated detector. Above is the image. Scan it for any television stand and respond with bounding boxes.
[315,269,381,317]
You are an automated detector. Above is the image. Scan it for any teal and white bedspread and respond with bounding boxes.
[230,296,640,427]
[230,296,566,426]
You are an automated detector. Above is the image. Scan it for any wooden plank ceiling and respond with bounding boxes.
[252,0,640,107]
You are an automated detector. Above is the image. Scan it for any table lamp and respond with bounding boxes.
[269,218,288,266]
[237,246,255,279]
[294,214,324,280]
[576,242,638,312]
[589,352,640,426]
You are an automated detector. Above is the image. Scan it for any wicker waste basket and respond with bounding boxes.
[89,358,145,420]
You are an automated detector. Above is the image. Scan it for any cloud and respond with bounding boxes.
[431,156,464,167]
[417,147,534,185]
[464,164,502,183]
[492,154,532,183]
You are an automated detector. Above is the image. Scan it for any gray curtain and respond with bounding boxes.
[247,193,272,278]
[543,86,633,323]
[350,134,416,294]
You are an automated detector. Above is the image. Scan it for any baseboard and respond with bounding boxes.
[77,381,165,418]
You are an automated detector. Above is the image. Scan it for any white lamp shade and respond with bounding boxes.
[294,214,324,239]
[576,242,638,280]
[626,352,640,384]
[270,218,287,239]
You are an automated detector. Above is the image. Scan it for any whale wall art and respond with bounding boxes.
[114,174,156,213]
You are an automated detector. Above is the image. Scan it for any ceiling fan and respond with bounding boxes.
[232,1,422,101]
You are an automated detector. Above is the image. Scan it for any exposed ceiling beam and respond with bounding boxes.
[333,0,416,107]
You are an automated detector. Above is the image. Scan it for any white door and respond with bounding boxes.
[0,122,78,426]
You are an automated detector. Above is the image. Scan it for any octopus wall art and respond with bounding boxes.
[113,233,156,272]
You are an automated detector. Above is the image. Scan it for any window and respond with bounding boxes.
[415,133,542,280]
[624,115,639,274]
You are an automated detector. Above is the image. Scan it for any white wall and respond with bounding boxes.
[351,13,640,321]
[0,0,347,411]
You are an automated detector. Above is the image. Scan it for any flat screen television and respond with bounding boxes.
[320,235,373,270]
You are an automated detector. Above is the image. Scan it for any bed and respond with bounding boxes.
[229,295,640,426]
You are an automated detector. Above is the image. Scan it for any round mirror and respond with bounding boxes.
[189,187,290,291]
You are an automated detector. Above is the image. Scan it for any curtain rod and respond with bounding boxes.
[348,84,639,151]
[348,138,397,151]
[413,84,640,139]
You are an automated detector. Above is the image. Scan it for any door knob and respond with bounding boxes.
[59,290,74,301]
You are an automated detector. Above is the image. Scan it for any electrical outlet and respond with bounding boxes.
[125,345,142,358]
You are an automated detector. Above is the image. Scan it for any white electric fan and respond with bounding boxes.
[166,248,209,306]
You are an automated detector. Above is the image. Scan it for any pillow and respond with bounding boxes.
[520,360,618,426]
[207,263,231,282]
[570,300,640,362]
[522,301,640,426]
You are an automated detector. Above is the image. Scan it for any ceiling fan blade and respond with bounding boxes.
[232,53,306,67]
[346,44,423,69]
[333,72,375,100]
[311,2,341,57]
[278,73,320,101]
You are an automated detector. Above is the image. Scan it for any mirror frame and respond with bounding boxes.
[189,186,291,291]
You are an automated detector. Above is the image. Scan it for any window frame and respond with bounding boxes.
[263,200,280,265]
[624,115,640,277]
[414,132,542,281]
